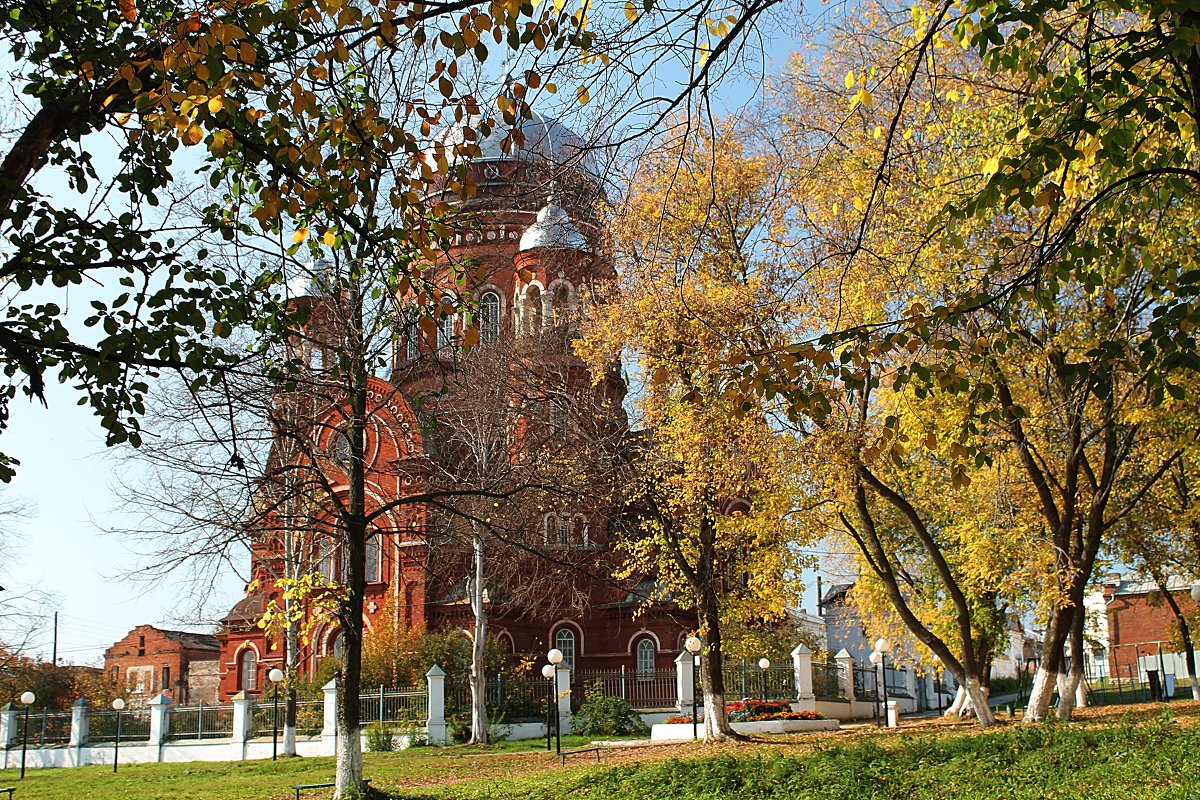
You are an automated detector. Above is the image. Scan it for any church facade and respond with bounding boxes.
[214,114,691,700]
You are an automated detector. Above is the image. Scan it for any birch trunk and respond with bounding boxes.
[468,528,489,744]
[962,677,995,726]
[283,615,299,756]
[945,685,966,717]
[1025,667,1058,722]
[1055,671,1077,721]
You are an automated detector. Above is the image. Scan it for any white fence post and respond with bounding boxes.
[321,678,338,750]
[555,665,572,735]
[231,691,252,758]
[792,644,817,712]
[148,693,171,746]
[0,702,17,749]
[835,648,856,703]
[675,650,694,711]
[426,665,448,745]
[69,698,89,748]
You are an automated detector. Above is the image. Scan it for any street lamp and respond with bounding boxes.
[685,636,702,740]
[758,657,771,701]
[541,664,556,752]
[269,668,285,761]
[868,651,883,726]
[547,648,564,755]
[19,690,34,779]
[932,654,944,715]
[874,638,892,728]
[1191,584,1200,604]
[111,698,125,774]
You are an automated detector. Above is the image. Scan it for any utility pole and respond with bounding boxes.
[51,611,58,665]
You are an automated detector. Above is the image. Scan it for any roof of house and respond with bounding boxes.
[818,583,854,608]
[1106,574,1196,597]
[158,629,220,651]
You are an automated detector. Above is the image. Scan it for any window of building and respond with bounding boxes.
[239,649,258,692]
[405,324,420,362]
[138,634,145,657]
[550,283,571,327]
[635,639,656,680]
[480,291,501,344]
[543,513,574,548]
[162,665,171,692]
[523,286,542,334]
[111,665,119,682]
[318,541,336,581]
[554,628,576,677]
[365,535,381,583]
[437,314,455,350]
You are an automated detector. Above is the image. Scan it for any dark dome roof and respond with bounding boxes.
[431,112,600,178]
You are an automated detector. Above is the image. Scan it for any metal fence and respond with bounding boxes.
[13,710,73,747]
[854,665,879,701]
[358,686,427,727]
[249,699,325,737]
[165,704,234,740]
[575,667,677,710]
[90,709,151,742]
[446,675,551,722]
[813,661,846,700]
[721,662,796,701]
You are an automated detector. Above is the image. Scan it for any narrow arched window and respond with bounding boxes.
[551,283,570,325]
[365,535,381,583]
[405,323,420,362]
[239,649,258,692]
[480,291,501,344]
[635,639,656,681]
[555,628,576,677]
[523,286,542,334]
[437,314,455,350]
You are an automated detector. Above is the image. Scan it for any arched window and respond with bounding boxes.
[318,540,336,581]
[239,649,258,692]
[554,628,576,677]
[437,314,455,350]
[405,323,420,362]
[365,535,381,583]
[551,283,571,324]
[523,286,542,334]
[331,632,345,660]
[635,639,656,681]
[480,291,501,344]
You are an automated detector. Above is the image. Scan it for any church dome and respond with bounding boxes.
[431,111,600,179]
[519,202,591,252]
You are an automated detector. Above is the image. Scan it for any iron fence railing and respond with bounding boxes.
[12,710,73,747]
[854,666,879,701]
[721,661,795,700]
[90,709,151,742]
[574,668,676,709]
[357,686,427,728]
[165,704,234,740]
[812,662,846,700]
[446,675,551,722]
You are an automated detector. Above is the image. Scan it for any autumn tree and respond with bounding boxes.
[578,123,805,741]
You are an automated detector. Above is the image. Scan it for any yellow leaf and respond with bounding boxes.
[844,70,855,90]
[982,155,1000,177]
[293,229,310,243]
[207,96,223,114]
[323,230,337,246]
[182,125,203,145]
[576,85,590,104]
[624,1,638,21]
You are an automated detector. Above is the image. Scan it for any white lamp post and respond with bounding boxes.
[111,697,126,774]
[19,691,34,779]
[758,657,771,700]
[546,648,564,755]
[1190,584,1200,604]
[874,638,892,728]
[269,667,285,761]
[685,636,702,739]
[541,663,555,751]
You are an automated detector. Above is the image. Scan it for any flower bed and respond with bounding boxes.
[653,700,838,740]
[666,700,825,724]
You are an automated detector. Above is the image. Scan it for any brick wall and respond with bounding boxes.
[103,625,220,705]
[1106,587,1199,674]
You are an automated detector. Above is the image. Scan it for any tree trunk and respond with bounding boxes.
[1055,670,1077,721]
[468,527,489,744]
[962,675,995,725]
[283,610,299,756]
[1026,610,1070,722]
[697,587,736,742]
[945,685,966,717]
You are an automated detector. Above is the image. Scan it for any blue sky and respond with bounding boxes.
[1,2,845,665]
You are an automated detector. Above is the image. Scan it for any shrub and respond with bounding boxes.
[364,721,396,752]
[571,681,650,736]
[670,701,823,724]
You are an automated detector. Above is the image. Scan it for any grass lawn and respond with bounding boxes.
[2,706,1197,799]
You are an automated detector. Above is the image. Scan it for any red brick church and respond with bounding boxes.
[214,114,690,699]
